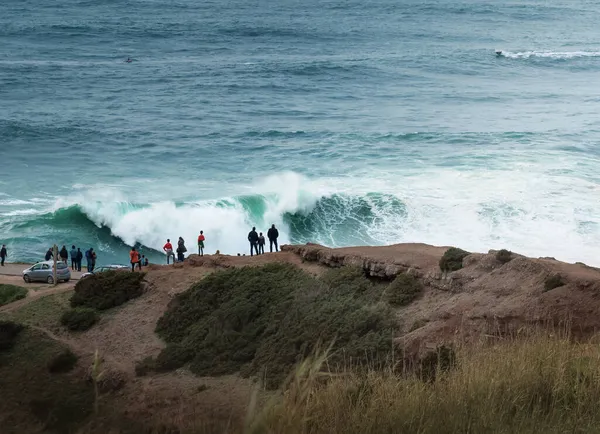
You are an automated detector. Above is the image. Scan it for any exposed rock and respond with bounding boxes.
[282,243,447,279]
[283,243,600,357]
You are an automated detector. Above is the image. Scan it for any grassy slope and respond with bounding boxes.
[0,328,93,434]
[1,291,71,331]
[0,284,28,306]
[252,335,600,434]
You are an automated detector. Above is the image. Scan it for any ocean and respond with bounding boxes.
[2,0,600,266]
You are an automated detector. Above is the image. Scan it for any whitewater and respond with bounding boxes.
[2,0,600,265]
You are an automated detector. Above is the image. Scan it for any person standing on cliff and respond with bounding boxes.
[177,237,187,262]
[267,224,279,252]
[76,248,83,271]
[90,248,97,272]
[130,247,140,272]
[0,244,7,266]
[45,247,53,261]
[248,227,259,256]
[70,245,77,270]
[258,232,266,255]
[197,231,205,256]
[59,245,69,264]
[163,239,175,265]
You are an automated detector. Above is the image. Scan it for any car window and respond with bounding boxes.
[42,264,50,270]
[57,263,67,270]
[32,264,42,270]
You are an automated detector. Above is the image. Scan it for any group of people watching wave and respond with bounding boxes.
[1,224,281,272]
[248,224,279,256]
[162,236,189,265]
[45,245,92,272]
[128,247,149,271]
[156,224,280,266]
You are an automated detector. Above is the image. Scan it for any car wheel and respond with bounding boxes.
[23,275,31,283]
[64,279,70,283]
[47,275,54,284]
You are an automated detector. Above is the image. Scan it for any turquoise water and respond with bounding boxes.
[2,0,600,265]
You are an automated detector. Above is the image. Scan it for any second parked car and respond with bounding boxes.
[81,264,129,279]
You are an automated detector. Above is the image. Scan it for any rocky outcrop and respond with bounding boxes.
[283,243,600,353]
[282,243,448,279]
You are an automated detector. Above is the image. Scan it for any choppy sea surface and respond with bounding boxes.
[2,0,600,265]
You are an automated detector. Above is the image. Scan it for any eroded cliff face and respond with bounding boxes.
[282,243,448,278]
[283,243,600,353]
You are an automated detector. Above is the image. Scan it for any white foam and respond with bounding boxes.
[44,161,600,266]
[501,50,600,59]
[0,199,35,206]
[0,208,40,217]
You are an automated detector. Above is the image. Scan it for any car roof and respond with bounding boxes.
[34,261,56,266]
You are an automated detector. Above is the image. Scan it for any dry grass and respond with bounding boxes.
[249,334,600,434]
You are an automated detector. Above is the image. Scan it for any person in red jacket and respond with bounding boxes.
[130,247,140,272]
[163,239,175,265]
[197,231,205,256]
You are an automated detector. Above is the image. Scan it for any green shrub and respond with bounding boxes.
[48,349,78,373]
[320,266,372,295]
[0,284,28,306]
[155,344,194,372]
[71,271,145,310]
[155,263,396,388]
[439,247,470,272]
[496,249,513,264]
[386,274,423,306]
[135,356,156,377]
[0,320,24,351]
[544,275,565,292]
[61,308,99,331]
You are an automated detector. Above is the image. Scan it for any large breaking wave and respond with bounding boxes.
[2,171,600,265]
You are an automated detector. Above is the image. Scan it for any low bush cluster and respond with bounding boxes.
[386,274,423,306]
[71,271,145,310]
[61,308,99,331]
[544,274,565,292]
[48,349,78,373]
[439,247,470,272]
[135,356,156,377]
[155,264,396,388]
[0,320,24,351]
[0,284,28,306]
[496,249,513,264]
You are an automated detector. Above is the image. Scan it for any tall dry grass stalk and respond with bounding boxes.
[249,334,600,434]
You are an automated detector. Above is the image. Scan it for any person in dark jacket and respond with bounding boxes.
[90,248,97,272]
[267,224,279,252]
[0,244,7,266]
[86,248,96,272]
[70,245,77,270]
[258,232,265,255]
[76,248,83,271]
[247,227,259,256]
[59,245,68,263]
[176,237,187,262]
[45,248,53,261]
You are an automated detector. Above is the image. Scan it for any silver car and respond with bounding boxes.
[23,261,71,284]
[81,264,129,279]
